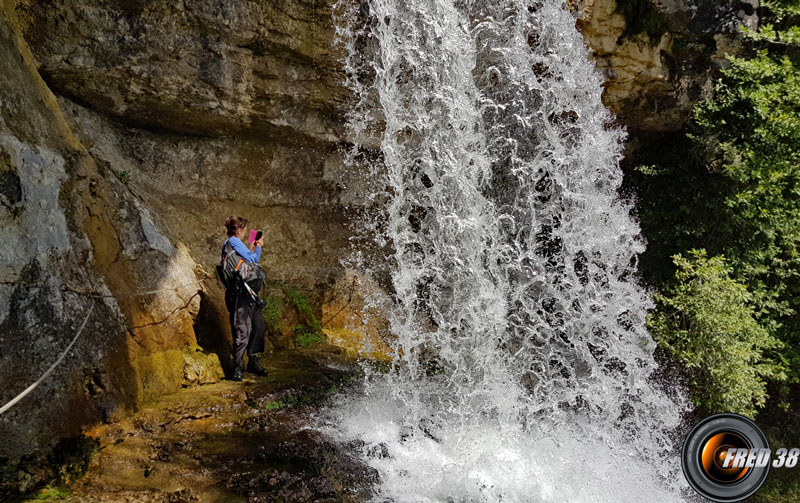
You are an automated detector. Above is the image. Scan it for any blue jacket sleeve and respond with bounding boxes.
[229,237,261,262]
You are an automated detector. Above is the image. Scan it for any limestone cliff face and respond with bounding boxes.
[0,0,362,469]
[575,0,758,133]
[0,8,139,464]
[17,0,348,142]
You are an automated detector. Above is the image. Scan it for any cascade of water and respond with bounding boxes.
[324,0,690,501]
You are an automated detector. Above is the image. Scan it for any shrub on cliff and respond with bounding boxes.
[632,1,800,401]
[648,251,786,417]
[689,46,800,376]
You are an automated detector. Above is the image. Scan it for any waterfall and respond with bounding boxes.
[323,0,690,501]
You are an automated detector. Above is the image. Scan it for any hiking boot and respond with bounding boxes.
[246,355,268,376]
[232,364,243,382]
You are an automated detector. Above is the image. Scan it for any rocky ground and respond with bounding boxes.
[15,346,377,503]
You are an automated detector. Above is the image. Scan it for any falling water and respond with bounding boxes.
[322,0,690,501]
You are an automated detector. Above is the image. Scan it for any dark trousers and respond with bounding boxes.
[226,289,266,367]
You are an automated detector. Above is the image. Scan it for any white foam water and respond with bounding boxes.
[322,0,691,501]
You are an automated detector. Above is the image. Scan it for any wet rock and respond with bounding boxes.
[320,270,393,361]
[22,348,378,502]
[162,489,199,503]
[268,430,379,501]
[0,8,140,462]
[226,469,339,503]
[182,345,224,387]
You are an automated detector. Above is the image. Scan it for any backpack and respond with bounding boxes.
[217,239,266,294]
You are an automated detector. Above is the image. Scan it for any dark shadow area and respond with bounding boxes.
[193,287,234,376]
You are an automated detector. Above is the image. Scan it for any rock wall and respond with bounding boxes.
[574,0,758,134]
[0,6,139,464]
[0,0,365,470]
[16,0,348,141]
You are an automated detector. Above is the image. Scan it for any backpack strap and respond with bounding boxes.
[221,239,237,263]
[222,238,250,272]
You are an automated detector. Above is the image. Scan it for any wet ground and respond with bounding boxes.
[25,346,377,503]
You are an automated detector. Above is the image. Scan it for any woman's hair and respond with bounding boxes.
[225,216,248,236]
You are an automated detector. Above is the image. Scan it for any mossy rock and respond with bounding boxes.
[130,349,185,402]
[260,281,325,350]
[293,327,326,347]
[182,345,224,387]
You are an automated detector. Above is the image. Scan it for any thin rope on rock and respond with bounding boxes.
[0,298,95,415]
[1,271,213,415]
[62,275,210,298]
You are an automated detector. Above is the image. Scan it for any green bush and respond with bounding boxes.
[23,486,72,502]
[629,13,800,403]
[690,49,800,375]
[648,250,786,417]
[622,4,800,497]
[260,282,326,348]
[264,398,294,411]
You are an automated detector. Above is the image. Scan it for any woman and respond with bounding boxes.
[222,216,268,381]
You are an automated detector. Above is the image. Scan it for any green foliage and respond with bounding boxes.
[742,24,800,45]
[254,393,318,411]
[23,486,72,502]
[752,479,800,503]
[750,392,800,501]
[246,397,297,411]
[763,0,800,23]
[293,325,326,347]
[648,251,786,417]
[630,25,800,404]
[624,26,800,500]
[627,131,730,284]
[283,286,322,333]
[272,282,325,346]
[264,398,294,411]
[261,281,326,347]
[112,169,131,184]
[740,0,800,49]
[741,0,800,44]
[690,49,800,370]
[262,296,283,333]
